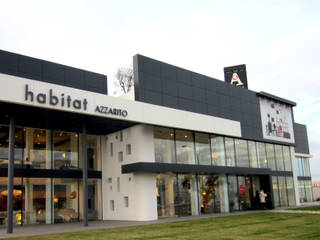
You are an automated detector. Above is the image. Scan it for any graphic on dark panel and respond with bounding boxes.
[224,64,248,89]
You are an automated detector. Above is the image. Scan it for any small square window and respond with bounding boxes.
[117,177,120,192]
[108,177,112,183]
[126,144,131,155]
[124,196,129,208]
[118,151,123,162]
[110,200,115,211]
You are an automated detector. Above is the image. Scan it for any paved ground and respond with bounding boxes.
[0,202,319,239]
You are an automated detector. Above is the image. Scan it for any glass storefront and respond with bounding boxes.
[154,127,175,164]
[0,177,102,226]
[227,175,239,212]
[272,176,280,207]
[275,145,285,171]
[211,135,225,166]
[0,125,101,170]
[266,144,276,171]
[195,133,211,165]
[234,139,249,168]
[286,176,295,206]
[175,130,196,165]
[225,138,236,167]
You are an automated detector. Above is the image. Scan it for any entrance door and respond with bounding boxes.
[237,176,252,210]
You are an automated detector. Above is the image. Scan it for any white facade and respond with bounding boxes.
[102,125,158,221]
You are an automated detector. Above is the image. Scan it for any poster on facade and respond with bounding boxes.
[259,97,294,143]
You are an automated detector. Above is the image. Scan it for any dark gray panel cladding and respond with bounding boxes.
[133,54,268,142]
[0,49,108,95]
[294,123,310,154]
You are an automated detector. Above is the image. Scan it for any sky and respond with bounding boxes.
[1,0,319,180]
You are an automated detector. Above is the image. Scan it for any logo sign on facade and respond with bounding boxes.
[259,97,294,143]
[224,64,248,89]
[24,84,128,118]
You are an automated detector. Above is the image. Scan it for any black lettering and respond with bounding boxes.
[67,96,72,108]
[36,93,46,104]
[83,98,88,111]
[113,108,117,115]
[61,94,65,107]
[102,107,108,113]
[122,110,128,117]
[108,108,113,114]
[25,84,34,102]
[95,105,101,112]
[73,100,81,109]
[49,89,58,106]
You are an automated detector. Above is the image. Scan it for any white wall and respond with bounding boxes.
[102,124,158,221]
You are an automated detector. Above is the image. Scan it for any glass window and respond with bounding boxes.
[86,179,102,220]
[305,180,313,202]
[53,131,78,170]
[298,180,306,203]
[176,130,196,164]
[211,135,226,166]
[227,175,239,211]
[124,196,129,208]
[278,176,288,207]
[23,178,52,224]
[53,178,79,223]
[154,127,175,164]
[176,174,198,216]
[225,138,235,167]
[110,142,113,156]
[156,173,177,217]
[303,158,311,177]
[0,125,10,168]
[156,173,198,217]
[238,176,251,210]
[24,128,51,169]
[234,139,249,168]
[120,132,123,142]
[0,177,23,226]
[266,144,276,171]
[195,133,211,165]
[79,135,101,171]
[117,177,120,192]
[118,152,123,162]
[110,200,115,211]
[126,144,131,155]
[248,141,258,168]
[286,176,295,206]
[272,176,280,207]
[199,175,229,214]
[283,146,292,171]
[257,142,267,168]
[275,145,285,171]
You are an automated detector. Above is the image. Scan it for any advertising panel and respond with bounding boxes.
[259,97,294,143]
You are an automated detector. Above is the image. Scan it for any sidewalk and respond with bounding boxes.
[0,202,319,239]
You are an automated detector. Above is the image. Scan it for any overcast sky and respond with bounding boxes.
[1,0,319,181]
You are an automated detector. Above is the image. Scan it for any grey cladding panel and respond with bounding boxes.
[294,123,310,154]
[133,54,292,143]
[0,50,107,95]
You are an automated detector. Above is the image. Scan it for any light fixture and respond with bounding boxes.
[184,135,188,138]
[54,197,59,203]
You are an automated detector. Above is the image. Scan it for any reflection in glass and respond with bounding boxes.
[225,138,235,167]
[272,176,280,207]
[238,176,251,210]
[176,130,196,164]
[248,141,258,168]
[274,145,285,171]
[234,139,249,168]
[195,133,211,165]
[53,131,78,169]
[0,125,9,168]
[257,142,267,168]
[211,135,226,166]
[176,174,198,216]
[286,176,295,206]
[305,180,313,202]
[303,159,311,177]
[278,176,288,207]
[283,146,292,171]
[298,180,306,203]
[199,175,229,214]
[81,179,102,220]
[24,128,51,169]
[79,135,101,170]
[54,179,79,223]
[0,177,23,226]
[154,127,175,164]
[266,144,276,171]
[227,175,239,211]
[156,173,176,217]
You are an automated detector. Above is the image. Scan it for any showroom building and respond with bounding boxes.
[0,50,313,232]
